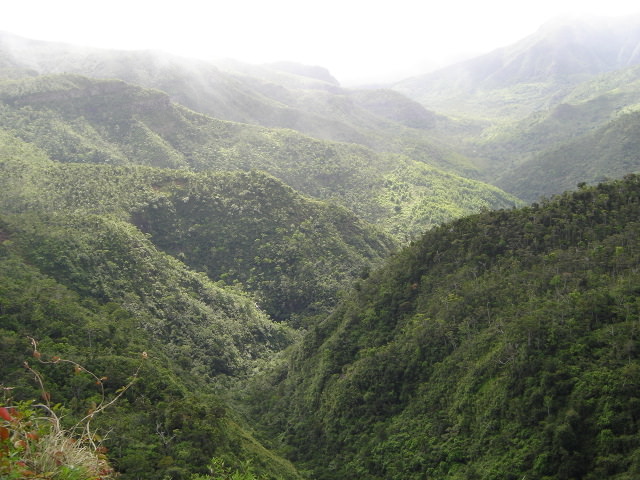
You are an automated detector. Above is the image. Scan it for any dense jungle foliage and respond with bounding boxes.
[493,109,640,202]
[0,69,516,478]
[0,130,347,477]
[393,21,640,203]
[3,23,640,479]
[0,129,395,324]
[247,175,640,479]
[0,74,518,239]
[0,212,302,479]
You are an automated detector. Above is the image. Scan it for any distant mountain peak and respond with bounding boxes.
[394,15,640,119]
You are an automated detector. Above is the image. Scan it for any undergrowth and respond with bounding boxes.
[0,339,145,479]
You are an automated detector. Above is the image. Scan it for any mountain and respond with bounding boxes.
[247,175,640,479]
[0,172,303,479]
[0,133,301,472]
[262,61,340,84]
[0,73,519,239]
[470,63,640,201]
[0,129,397,325]
[0,210,304,479]
[0,31,476,176]
[4,17,640,480]
[395,15,640,120]
[391,16,640,202]
[492,109,640,202]
[0,125,396,477]
[0,41,518,477]
[130,170,395,325]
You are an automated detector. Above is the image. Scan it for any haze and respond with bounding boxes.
[2,0,640,85]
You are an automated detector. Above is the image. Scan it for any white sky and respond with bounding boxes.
[1,0,640,85]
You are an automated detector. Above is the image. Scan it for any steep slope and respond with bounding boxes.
[130,171,395,325]
[395,15,640,120]
[0,31,477,175]
[0,124,314,478]
[388,16,640,205]
[0,74,519,238]
[0,130,395,325]
[248,176,640,479]
[0,213,302,480]
[472,64,640,200]
[479,65,640,164]
[494,110,640,201]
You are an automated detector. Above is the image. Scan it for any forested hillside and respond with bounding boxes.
[0,132,312,479]
[0,31,478,177]
[0,73,518,239]
[3,18,640,479]
[481,64,640,200]
[0,128,396,324]
[493,109,640,201]
[393,17,640,201]
[0,36,522,479]
[5,22,640,204]
[248,175,640,479]
[0,126,396,477]
[0,213,302,479]
[394,15,640,120]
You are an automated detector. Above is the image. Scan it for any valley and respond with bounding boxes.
[1,15,640,479]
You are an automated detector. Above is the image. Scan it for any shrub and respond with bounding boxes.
[0,339,145,479]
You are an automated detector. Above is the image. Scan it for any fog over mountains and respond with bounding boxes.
[395,14,640,116]
[4,14,640,203]
[1,13,640,480]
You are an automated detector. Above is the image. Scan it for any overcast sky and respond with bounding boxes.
[2,0,640,85]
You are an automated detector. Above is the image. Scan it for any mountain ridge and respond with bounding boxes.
[248,174,640,479]
[390,15,640,202]
[0,72,519,238]
[394,15,640,120]
[0,30,478,176]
